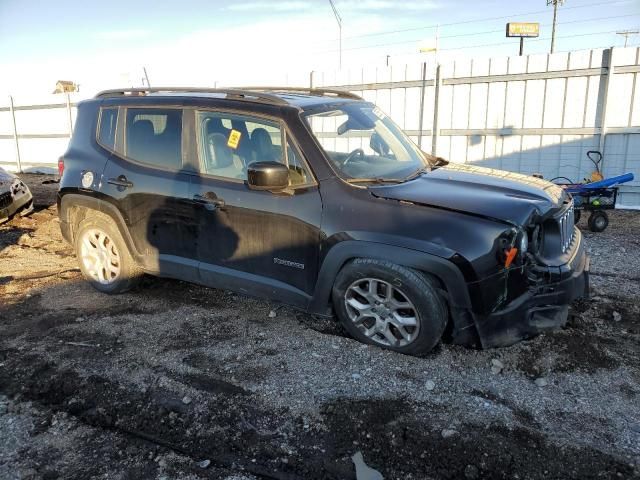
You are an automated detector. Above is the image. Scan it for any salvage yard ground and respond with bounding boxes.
[1,174,639,480]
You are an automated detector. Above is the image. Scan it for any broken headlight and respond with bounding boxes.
[529,224,544,256]
[518,229,528,257]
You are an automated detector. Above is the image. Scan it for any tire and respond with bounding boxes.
[332,258,448,356]
[588,211,609,233]
[573,209,581,225]
[74,212,142,293]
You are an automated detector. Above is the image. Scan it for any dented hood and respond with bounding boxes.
[370,163,567,226]
[0,167,18,190]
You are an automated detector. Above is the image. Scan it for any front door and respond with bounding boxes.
[188,109,322,307]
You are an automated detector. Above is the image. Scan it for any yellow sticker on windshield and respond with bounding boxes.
[227,129,241,149]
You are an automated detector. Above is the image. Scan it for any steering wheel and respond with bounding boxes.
[342,148,365,166]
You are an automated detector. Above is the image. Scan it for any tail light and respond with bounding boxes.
[58,156,65,177]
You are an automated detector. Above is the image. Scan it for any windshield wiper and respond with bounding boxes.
[345,177,403,185]
[401,165,431,182]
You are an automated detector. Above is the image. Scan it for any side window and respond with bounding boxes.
[125,108,182,170]
[197,111,312,186]
[97,108,118,150]
[197,111,281,181]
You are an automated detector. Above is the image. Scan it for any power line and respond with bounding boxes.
[437,28,634,53]
[337,0,630,42]
[310,13,640,55]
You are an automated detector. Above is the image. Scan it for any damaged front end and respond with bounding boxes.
[467,198,590,348]
[0,168,34,224]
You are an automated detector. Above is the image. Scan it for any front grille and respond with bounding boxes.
[558,202,575,253]
[0,191,11,209]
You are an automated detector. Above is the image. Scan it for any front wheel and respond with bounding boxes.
[332,259,447,355]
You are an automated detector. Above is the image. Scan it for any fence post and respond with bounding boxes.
[417,62,427,149]
[8,95,22,173]
[65,92,73,136]
[598,47,614,159]
[309,71,314,89]
[431,63,442,157]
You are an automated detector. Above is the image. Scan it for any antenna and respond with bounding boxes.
[143,67,151,88]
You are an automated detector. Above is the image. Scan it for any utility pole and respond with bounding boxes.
[547,0,564,54]
[616,30,640,47]
[329,0,342,69]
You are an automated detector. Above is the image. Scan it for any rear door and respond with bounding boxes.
[99,105,199,278]
[188,109,322,306]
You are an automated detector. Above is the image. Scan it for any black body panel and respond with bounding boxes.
[58,90,590,349]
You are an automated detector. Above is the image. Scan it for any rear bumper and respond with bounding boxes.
[472,230,590,348]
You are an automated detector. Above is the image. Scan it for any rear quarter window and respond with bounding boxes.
[97,108,118,150]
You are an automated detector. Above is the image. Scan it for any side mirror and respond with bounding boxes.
[247,161,289,191]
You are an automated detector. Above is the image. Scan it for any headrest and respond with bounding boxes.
[251,128,277,161]
[130,119,155,139]
[207,133,234,168]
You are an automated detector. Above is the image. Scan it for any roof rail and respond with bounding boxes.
[244,86,362,100]
[94,87,289,105]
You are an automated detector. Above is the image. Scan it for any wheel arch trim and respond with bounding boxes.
[58,192,142,261]
[308,240,472,314]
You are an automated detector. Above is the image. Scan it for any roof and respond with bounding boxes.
[94,87,364,109]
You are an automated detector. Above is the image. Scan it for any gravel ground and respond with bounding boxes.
[0,174,639,480]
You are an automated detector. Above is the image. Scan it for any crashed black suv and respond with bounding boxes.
[58,87,589,355]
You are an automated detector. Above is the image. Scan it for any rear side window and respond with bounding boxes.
[97,108,118,150]
[125,108,183,170]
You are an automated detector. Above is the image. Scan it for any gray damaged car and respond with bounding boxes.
[0,167,33,224]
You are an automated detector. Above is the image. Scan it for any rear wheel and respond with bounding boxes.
[332,259,447,355]
[75,214,142,293]
[588,211,609,232]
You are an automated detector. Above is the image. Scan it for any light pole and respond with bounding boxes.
[329,0,342,69]
[547,0,565,54]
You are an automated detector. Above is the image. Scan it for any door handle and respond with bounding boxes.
[107,176,134,188]
[193,194,225,210]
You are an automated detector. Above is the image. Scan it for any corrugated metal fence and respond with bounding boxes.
[1,46,639,205]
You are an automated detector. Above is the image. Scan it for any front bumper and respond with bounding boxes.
[473,229,590,348]
[0,184,33,223]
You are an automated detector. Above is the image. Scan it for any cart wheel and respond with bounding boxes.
[574,209,581,224]
[588,211,609,232]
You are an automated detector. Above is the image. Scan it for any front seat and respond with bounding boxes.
[251,128,278,162]
[206,133,244,179]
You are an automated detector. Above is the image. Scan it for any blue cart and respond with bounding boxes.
[554,172,634,232]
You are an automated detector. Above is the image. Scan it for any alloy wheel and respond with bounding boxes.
[344,277,420,347]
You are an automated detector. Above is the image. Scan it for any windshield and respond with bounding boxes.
[304,103,430,182]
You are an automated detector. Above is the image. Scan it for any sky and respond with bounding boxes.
[1,0,639,98]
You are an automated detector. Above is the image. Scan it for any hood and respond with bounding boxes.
[0,167,18,191]
[370,163,567,226]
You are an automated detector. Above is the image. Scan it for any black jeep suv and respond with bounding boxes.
[58,87,589,355]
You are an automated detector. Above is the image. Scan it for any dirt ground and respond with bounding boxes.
[1,174,638,480]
